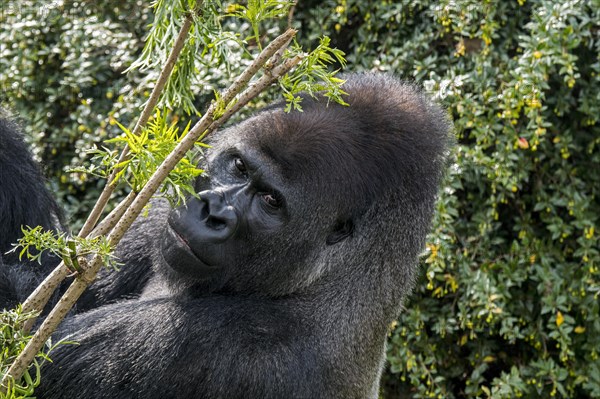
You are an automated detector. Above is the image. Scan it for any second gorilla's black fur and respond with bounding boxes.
[0,113,64,306]
[0,73,452,398]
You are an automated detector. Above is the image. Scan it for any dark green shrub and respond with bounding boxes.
[0,1,152,227]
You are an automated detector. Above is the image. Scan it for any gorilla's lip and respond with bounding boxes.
[169,222,191,248]
[165,221,213,268]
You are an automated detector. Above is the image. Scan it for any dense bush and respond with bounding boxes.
[0,0,151,227]
[2,0,599,397]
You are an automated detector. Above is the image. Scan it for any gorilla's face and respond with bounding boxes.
[158,109,357,295]
[160,141,290,281]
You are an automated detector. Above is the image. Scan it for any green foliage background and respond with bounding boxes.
[1,0,599,397]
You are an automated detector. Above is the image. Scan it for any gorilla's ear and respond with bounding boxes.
[326,220,354,245]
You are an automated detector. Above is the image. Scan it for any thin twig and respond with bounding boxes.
[287,1,297,30]
[89,191,137,238]
[199,55,303,142]
[220,28,296,108]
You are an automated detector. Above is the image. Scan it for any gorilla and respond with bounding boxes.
[0,73,452,399]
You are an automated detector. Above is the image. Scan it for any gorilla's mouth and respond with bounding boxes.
[166,222,210,265]
[160,222,220,279]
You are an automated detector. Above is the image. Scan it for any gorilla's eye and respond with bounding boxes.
[234,156,248,175]
[262,192,282,209]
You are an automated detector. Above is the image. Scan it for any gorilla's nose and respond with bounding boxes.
[198,189,238,241]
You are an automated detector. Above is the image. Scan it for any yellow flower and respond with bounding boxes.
[556,311,564,327]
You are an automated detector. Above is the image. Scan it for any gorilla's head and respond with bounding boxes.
[159,73,452,303]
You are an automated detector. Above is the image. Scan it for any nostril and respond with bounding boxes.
[199,201,209,221]
[198,190,223,221]
[204,203,238,236]
[206,215,227,230]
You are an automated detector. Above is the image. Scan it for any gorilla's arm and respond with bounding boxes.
[38,296,335,399]
[75,202,169,312]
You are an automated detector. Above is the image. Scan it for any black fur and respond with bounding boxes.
[0,113,63,308]
[1,74,452,399]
